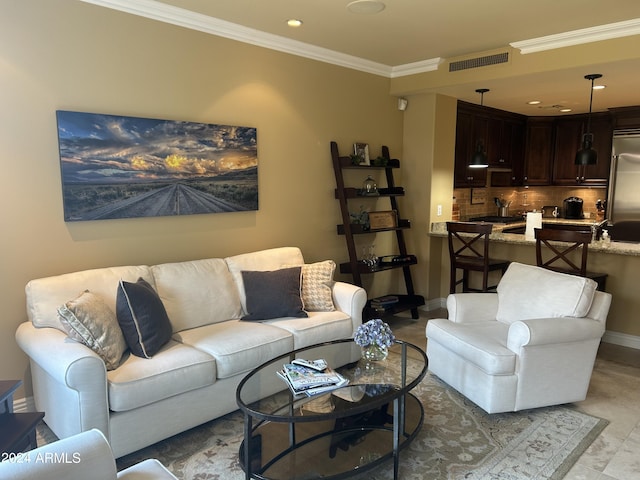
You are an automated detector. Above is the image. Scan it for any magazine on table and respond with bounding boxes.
[277,360,348,397]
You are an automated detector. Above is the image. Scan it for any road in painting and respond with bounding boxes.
[56,111,258,221]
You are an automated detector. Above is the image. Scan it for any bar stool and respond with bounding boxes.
[446,222,511,294]
[534,228,607,291]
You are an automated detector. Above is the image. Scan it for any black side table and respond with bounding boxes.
[0,380,45,454]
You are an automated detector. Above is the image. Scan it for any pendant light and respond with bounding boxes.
[469,89,489,168]
[575,74,602,166]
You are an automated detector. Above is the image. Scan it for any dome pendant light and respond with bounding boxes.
[575,74,602,166]
[469,88,489,168]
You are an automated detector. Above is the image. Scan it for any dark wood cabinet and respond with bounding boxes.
[454,101,614,187]
[523,118,554,186]
[454,108,487,187]
[454,101,525,188]
[552,112,612,186]
[610,106,640,130]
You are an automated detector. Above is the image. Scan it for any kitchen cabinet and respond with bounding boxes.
[454,107,487,187]
[522,117,554,186]
[610,106,640,130]
[454,101,525,188]
[552,112,612,186]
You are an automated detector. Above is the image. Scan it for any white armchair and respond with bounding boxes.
[426,262,612,414]
[0,429,177,480]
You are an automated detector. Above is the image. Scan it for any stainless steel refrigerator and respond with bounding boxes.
[607,130,640,223]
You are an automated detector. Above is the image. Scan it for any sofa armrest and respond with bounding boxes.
[15,322,110,438]
[507,316,605,351]
[446,293,499,323]
[331,281,367,332]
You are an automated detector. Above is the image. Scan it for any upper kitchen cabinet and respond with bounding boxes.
[552,112,612,186]
[610,106,640,130]
[454,105,487,187]
[454,101,526,188]
[521,117,554,186]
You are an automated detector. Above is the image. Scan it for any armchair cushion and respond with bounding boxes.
[426,318,515,375]
[496,262,596,323]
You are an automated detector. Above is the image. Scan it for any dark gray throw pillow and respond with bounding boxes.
[116,277,173,358]
[241,267,308,321]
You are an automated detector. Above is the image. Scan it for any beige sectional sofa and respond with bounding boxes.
[15,247,366,458]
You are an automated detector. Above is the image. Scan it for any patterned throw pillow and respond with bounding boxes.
[301,260,336,312]
[58,290,127,370]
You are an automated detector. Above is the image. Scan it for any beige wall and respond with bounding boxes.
[0,1,405,394]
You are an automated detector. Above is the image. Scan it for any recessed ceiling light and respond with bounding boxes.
[527,100,541,105]
[560,108,573,112]
[287,19,303,27]
[347,0,386,14]
[593,85,606,90]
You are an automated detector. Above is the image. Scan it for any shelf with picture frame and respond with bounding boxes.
[330,141,424,320]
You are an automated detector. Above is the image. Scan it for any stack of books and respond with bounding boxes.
[277,359,348,397]
[370,295,399,314]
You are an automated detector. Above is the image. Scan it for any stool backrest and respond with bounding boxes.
[534,228,592,276]
[446,221,493,265]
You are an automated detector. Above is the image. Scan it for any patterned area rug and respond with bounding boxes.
[112,372,607,480]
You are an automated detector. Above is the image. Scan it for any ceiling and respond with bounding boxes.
[85,0,640,116]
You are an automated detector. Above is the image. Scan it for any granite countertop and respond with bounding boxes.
[430,219,640,256]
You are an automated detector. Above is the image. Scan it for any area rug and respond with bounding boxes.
[111,372,607,480]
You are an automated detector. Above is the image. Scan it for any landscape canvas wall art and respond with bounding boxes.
[56,111,258,221]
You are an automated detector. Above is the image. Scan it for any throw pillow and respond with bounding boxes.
[58,290,127,370]
[241,267,308,321]
[297,260,336,311]
[116,277,173,358]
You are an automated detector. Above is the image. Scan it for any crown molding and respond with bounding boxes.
[390,58,444,78]
[79,0,640,78]
[78,0,394,77]
[511,18,640,54]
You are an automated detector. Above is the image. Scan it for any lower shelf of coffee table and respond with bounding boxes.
[240,392,423,480]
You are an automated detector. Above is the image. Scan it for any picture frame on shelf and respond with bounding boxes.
[368,210,397,229]
[353,143,370,166]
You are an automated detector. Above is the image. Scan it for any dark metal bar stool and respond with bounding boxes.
[446,222,511,294]
[534,227,607,291]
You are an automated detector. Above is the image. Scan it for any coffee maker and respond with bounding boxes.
[563,197,584,219]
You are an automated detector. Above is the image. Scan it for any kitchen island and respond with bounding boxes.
[429,218,640,344]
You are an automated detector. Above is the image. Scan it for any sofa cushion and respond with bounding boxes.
[58,290,127,371]
[496,262,597,324]
[284,261,337,312]
[225,247,305,312]
[241,267,307,320]
[107,340,216,412]
[151,258,243,332]
[267,311,353,349]
[26,265,153,332]
[116,278,173,358]
[173,320,294,379]
[426,318,515,375]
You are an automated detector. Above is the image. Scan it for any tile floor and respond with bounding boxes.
[390,308,640,480]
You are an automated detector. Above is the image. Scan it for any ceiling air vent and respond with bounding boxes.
[449,52,509,72]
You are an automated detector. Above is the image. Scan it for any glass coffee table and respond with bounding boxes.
[236,339,428,480]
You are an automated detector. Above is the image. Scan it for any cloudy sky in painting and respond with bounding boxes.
[56,111,257,183]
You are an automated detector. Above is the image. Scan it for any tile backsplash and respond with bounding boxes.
[454,183,607,220]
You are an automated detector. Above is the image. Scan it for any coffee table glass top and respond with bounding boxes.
[236,339,428,422]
